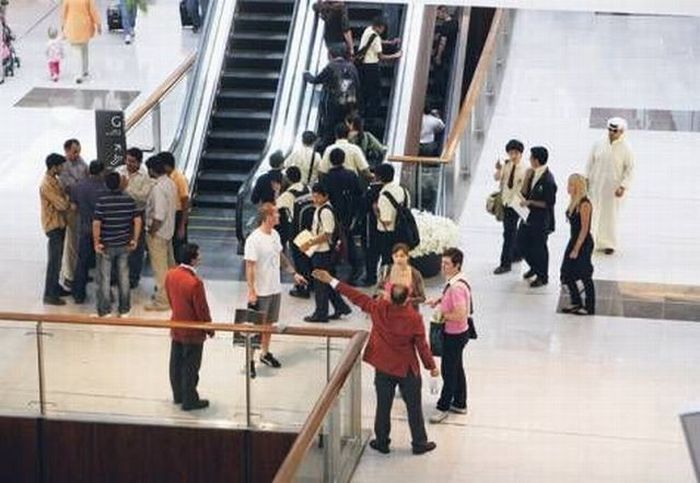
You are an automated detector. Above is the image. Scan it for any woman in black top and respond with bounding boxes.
[560,173,595,315]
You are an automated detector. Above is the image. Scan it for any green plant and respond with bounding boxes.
[126,0,147,13]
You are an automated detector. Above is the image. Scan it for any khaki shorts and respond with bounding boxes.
[257,293,281,324]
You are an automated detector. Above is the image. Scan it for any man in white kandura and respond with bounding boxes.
[586,117,634,255]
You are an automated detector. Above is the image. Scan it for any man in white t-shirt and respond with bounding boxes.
[319,123,372,180]
[419,107,446,156]
[244,203,307,377]
[284,131,321,185]
[358,16,401,123]
[375,163,409,267]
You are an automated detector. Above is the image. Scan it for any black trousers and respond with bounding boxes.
[44,228,65,299]
[500,207,521,268]
[291,244,312,292]
[128,213,146,286]
[377,230,396,267]
[518,223,549,281]
[73,231,95,301]
[311,251,350,318]
[363,224,381,283]
[360,63,381,121]
[343,225,362,279]
[565,279,596,314]
[172,211,188,264]
[436,331,469,412]
[374,370,428,447]
[169,340,204,406]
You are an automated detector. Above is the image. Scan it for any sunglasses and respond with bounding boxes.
[608,128,619,133]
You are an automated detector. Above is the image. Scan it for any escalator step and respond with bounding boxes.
[197,171,250,183]
[212,109,272,120]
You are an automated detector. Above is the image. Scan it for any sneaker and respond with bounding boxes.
[249,361,257,379]
[117,311,131,318]
[182,399,209,411]
[493,265,511,275]
[412,441,437,455]
[369,439,390,454]
[429,409,449,424]
[260,352,281,369]
[124,34,132,44]
[572,307,591,316]
[449,405,467,414]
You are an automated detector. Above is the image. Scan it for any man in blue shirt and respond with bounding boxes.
[93,172,141,317]
[70,160,105,304]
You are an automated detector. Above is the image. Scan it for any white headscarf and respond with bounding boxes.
[607,117,628,132]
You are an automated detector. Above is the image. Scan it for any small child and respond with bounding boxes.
[46,27,63,82]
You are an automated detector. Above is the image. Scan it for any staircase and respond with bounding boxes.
[189,0,295,242]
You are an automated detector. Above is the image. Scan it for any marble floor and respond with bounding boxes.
[0,4,700,483]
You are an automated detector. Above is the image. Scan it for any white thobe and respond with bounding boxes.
[585,135,634,250]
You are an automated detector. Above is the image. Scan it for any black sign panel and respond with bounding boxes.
[95,110,127,168]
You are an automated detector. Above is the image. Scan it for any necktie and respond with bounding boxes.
[507,164,515,189]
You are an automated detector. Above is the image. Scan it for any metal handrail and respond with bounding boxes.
[273,331,368,483]
[387,8,505,165]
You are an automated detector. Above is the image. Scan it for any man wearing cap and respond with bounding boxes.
[586,117,635,254]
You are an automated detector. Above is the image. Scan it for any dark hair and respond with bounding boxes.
[505,139,524,153]
[45,153,66,169]
[88,160,104,176]
[63,139,80,151]
[374,163,395,183]
[269,170,284,185]
[286,166,302,183]
[302,131,317,146]
[105,172,121,191]
[389,284,409,305]
[145,155,166,175]
[126,147,143,162]
[530,146,549,165]
[159,151,176,169]
[335,122,350,140]
[311,182,328,197]
[347,114,364,135]
[442,247,464,270]
[371,15,387,29]
[179,243,200,266]
[269,150,285,169]
[329,44,348,59]
[423,104,433,115]
[329,148,345,167]
[392,243,411,256]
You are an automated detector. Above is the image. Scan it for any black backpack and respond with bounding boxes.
[318,204,347,262]
[329,61,357,107]
[290,187,314,237]
[382,188,420,249]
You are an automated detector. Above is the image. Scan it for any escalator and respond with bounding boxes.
[188,0,295,241]
[346,3,405,141]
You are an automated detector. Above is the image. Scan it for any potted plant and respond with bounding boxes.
[409,210,459,278]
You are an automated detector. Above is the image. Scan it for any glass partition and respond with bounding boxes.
[0,323,40,416]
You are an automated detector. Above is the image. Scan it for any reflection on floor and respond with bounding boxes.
[14,87,141,110]
[558,279,700,322]
[590,107,700,133]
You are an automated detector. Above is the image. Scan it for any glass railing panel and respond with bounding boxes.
[0,322,40,416]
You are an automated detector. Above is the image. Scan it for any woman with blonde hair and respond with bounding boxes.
[376,243,426,310]
[560,173,595,315]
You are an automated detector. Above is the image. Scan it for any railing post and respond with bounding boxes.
[350,358,361,440]
[245,332,252,428]
[35,321,46,417]
[325,336,331,382]
[151,103,162,153]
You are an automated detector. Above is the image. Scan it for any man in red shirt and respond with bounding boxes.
[313,269,438,455]
[165,243,214,411]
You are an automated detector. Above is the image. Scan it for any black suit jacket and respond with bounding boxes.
[322,166,362,227]
[524,168,557,233]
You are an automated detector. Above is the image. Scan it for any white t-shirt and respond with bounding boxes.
[360,26,382,64]
[319,140,369,175]
[244,227,283,296]
[377,183,408,232]
[420,114,445,144]
[284,145,321,185]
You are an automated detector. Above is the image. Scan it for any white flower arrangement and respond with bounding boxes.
[409,210,459,258]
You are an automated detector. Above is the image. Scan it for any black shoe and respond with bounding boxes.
[182,399,209,411]
[304,314,329,323]
[260,352,281,369]
[249,361,257,379]
[522,269,536,279]
[329,307,352,320]
[493,265,511,275]
[289,287,310,299]
[561,305,582,314]
[603,248,615,255]
[530,277,548,288]
[73,297,85,304]
[369,439,390,454]
[129,280,139,289]
[43,296,66,306]
[57,287,72,297]
[412,441,437,455]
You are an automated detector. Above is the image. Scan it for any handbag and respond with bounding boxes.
[486,190,504,221]
[429,321,444,357]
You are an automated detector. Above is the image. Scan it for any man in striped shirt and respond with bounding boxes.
[92,172,141,317]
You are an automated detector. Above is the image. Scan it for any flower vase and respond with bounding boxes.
[411,252,442,278]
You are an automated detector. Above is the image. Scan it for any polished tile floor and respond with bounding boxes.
[0,4,699,483]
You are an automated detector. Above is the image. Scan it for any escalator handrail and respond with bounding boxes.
[235,0,320,245]
[386,8,505,165]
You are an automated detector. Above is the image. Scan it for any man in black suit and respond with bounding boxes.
[518,146,557,288]
[322,148,363,283]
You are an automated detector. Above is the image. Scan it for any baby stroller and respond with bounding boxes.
[1,13,20,78]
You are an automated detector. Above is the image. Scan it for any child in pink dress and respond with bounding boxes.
[46,27,64,82]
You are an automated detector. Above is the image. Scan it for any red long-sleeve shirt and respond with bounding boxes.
[336,282,436,377]
[165,265,212,344]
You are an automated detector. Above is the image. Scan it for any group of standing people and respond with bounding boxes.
[492,117,634,315]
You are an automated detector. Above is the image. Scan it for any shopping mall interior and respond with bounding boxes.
[0,0,699,481]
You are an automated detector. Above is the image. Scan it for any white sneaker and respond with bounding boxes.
[449,405,467,414]
[429,409,449,424]
[124,34,132,44]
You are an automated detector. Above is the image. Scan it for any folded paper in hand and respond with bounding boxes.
[293,230,316,257]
